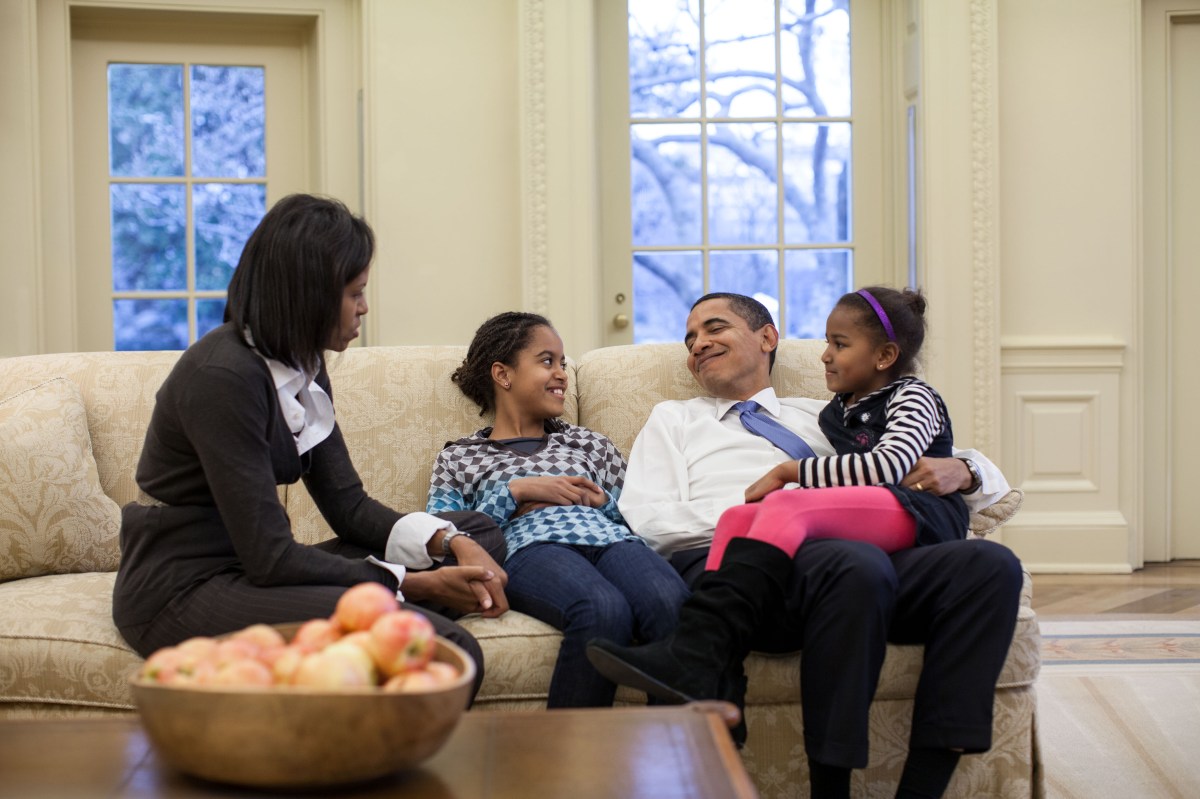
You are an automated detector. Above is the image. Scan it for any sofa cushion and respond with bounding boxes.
[0,572,139,712]
[0,379,122,581]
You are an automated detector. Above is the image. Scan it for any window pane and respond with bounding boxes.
[191,65,266,177]
[108,64,185,177]
[708,122,778,244]
[196,298,226,340]
[632,123,703,246]
[782,122,851,244]
[783,249,852,338]
[111,183,187,291]
[705,0,776,118]
[629,0,701,118]
[633,250,703,343]
[781,0,850,118]
[194,183,266,291]
[114,298,188,351]
[710,251,779,314]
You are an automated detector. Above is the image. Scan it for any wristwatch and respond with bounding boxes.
[958,458,983,494]
[440,529,466,557]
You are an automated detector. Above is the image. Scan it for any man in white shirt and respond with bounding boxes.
[589,293,1023,799]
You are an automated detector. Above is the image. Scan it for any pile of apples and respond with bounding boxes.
[136,582,460,692]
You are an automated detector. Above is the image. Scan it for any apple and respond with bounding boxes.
[207,658,274,688]
[424,660,461,686]
[382,669,441,693]
[367,610,435,676]
[323,634,379,684]
[292,617,342,652]
[334,582,400,633]
[230,623,286,650]
[140,646,185,684]
[292,650,374,689]
[271,644,308,685]
[214,638,261,667]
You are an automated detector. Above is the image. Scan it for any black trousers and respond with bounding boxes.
[120,511,505,702]
[670,536,1023,769]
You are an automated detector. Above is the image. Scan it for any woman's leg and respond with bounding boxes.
[705,503,761,570]
[503,542,635,708]
[708,486,916,569]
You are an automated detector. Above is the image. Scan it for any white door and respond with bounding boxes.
[1169,17,1200,558]
[71,19,308,351]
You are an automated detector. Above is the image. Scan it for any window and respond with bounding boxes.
[600,0,886,344]
[71,12,310,351]
[107,63,267,349]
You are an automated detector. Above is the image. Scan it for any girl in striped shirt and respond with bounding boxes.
[704,285,968,569]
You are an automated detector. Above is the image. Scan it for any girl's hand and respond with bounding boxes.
[744,461,799,503]
[510,475,607,507]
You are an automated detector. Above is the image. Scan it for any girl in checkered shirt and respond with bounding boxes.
[427,312,688,708]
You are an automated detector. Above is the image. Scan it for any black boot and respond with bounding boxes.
[587,537,793,706]
[719,657,748,748]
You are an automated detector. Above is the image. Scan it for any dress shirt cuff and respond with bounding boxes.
[365,556,407,603]
[385,513,457,570]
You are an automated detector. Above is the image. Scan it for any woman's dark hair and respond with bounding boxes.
[836,285,927,377]
[452,312,554,415]
[224,193,374,375]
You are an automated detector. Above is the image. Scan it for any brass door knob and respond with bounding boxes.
[612,314,630,329]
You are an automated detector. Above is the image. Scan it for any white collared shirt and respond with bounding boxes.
[618,387,1009,556]
[259,357,336,456]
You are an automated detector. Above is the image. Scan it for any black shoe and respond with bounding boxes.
[586,638,714,704]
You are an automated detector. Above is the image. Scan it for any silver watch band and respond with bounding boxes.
[441,529,465,557]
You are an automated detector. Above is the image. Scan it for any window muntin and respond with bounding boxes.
[626,0,854,342]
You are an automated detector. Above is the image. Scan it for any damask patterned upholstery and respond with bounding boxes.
[0,343,1040,798]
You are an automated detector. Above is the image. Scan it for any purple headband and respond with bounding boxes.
[856,289,896,341]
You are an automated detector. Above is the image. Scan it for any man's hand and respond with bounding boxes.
[510,476,606,508]
[901,457,971,495]
[402,565,509,618]
[744,461,799,503]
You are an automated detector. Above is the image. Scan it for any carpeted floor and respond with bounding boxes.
[1036,621,1200,798]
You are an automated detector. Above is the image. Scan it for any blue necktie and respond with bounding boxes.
[733,401,816,459]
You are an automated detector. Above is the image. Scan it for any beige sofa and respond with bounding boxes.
[0,340,1040,798]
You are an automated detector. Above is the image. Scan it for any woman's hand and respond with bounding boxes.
[744,461,799,503]
[403,564,510,619]
[510,476,607,508]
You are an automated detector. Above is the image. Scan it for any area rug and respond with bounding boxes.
[1036,621,1200,798]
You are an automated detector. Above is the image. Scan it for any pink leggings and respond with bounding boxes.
[705,486,917,571]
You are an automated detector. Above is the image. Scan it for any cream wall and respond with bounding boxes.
[0,0,1154,572]
[994,0,1142,571]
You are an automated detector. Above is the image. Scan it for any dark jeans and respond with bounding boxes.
[505,540,690,708]
[673,537,1022,768]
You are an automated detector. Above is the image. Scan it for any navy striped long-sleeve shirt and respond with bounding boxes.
[798,376,955,488]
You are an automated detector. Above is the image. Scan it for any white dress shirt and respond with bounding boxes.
[618,387,1010,556]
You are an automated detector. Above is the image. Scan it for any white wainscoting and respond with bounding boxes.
[998,338,1133,573]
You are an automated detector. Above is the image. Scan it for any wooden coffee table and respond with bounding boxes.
[0,704,757,798]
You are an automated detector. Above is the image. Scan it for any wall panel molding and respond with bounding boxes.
[518,0,549,316]
[1000,338,1132,571]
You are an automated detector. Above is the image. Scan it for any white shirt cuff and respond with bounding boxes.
[365,556,407,603]
[385,512,457,569]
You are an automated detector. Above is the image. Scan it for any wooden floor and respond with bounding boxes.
[1031,560,1200,620]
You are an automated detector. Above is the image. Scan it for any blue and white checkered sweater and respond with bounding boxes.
[426,419,644,558]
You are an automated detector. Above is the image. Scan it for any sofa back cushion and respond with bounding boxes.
[0,352,182,512]
[575,339,829,458]
[0,377,122,580]
[285,346,581,545]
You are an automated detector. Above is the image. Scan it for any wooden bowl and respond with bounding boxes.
[130,634,475,788]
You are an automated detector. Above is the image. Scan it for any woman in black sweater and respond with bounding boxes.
[112,194,507,696]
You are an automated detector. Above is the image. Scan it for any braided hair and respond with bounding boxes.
[453,311,554,415]
[836,285,928,377]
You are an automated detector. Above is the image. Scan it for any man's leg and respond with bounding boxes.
[750,538,897,774]
[888,539,1023,797]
